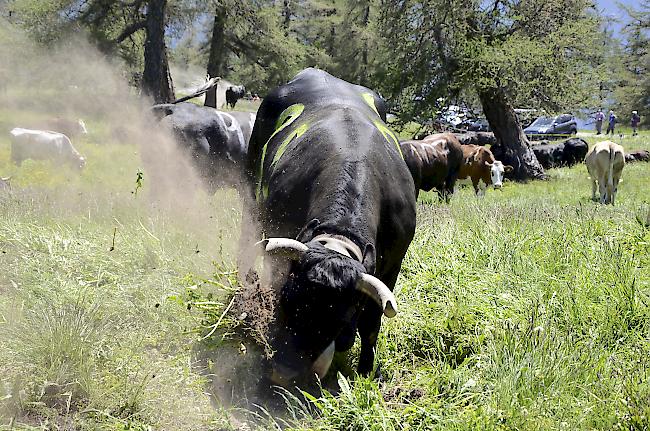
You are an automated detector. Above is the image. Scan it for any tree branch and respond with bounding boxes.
[115,20,147,43]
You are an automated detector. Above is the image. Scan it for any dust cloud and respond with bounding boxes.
[0,20,281,429]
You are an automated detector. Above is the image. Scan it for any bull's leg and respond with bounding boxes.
[590,178,597,201]
[472,179,480,196]
[598,177,607,204]
[357,303,382,377]
[444,174,458,203]
[357,268,400,378]
[611,173,622,206]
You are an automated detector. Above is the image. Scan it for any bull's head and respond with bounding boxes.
[486,160,513,189]
[260,236,397,387]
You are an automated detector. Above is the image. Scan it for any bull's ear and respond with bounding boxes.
[362,243,376,275]
[356,274,398,318]
[504,165,514,173]
[262,238,308,260]
[296,218,320,242]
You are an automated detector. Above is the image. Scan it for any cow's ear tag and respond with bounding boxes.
[362,243,377,275]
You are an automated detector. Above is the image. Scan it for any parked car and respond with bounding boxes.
[466,118,491,132]
[524,114,577,139]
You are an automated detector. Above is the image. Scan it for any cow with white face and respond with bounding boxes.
[585,140,625,205]
[10,128,86,170]
[458,144,512,195]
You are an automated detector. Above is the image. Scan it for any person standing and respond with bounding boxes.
[606,110,617,135]
[594,109,605,135]
[631,111,640,136]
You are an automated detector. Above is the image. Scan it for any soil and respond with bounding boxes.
[230,270,277,357]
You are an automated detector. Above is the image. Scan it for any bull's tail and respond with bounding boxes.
[608,146,615,190]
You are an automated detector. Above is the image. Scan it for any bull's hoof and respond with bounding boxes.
[374,364,384,382]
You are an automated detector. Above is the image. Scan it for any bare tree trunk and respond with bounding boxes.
[360,2,370,86]
[205,6,226,108]
[142,0,174,103]
[282,0,291,29]
[479,88,546,180]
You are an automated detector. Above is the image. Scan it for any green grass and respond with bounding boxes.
[0,103,649,430]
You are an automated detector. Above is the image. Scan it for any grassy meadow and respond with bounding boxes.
[0,98,649,431]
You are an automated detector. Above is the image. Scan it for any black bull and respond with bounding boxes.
[532,138,588,169]
[240,68,416,387]
[149,102,254,192]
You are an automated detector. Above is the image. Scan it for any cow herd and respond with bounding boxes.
[2,68,647,390]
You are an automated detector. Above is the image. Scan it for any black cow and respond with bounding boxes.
[400,133,464,201]
[150,102,253,191]
[241,68,416,387]
[453,131,496,147]
[225,85,246,109]
[625,149,650,163]
[532,137,588,169]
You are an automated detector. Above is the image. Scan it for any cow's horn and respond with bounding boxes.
[263,238,308,260]
[356,274,398,318]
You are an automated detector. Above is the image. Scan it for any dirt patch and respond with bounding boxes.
[230,270,277,357]
[383,386,425,403]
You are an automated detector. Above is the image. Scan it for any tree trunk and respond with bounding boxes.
[142,0,174,103]
[282,0,291,29]
[359,2,370,86]
[205,6,226,108]
[479,88,546,180]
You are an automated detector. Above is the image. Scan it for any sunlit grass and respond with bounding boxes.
[0,106,648,430]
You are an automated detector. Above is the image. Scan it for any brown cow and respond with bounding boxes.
[458,145,513,195]
[400,133,463,201]
[585,141,625,205]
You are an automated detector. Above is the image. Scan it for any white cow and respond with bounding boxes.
[9,128,86,170]
[585,140,625,205]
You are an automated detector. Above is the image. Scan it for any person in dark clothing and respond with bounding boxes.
[606,110,617,135]
[631,111,640,136]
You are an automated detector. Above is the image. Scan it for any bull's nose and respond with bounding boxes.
[270,363,299,387]
[493,183,503,189]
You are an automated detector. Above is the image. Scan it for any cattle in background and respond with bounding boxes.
[458,145,513,195]
[225,85,246,109]
[453,131,497,147]
[40,118,88,138]
[242,68,415,388]
[400,133,463,201]
[150,102,253,192]
[532,138,588,169]
[585,141,625,205]
[625,149,650,163]
[9,128,85,170]
[0,177,10,190]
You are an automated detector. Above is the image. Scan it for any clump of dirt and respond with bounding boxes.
[230,270,277,357]
[383,386,425,403]
[197,270,285,421]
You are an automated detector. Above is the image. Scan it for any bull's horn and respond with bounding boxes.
[263,238,308,260]
[356,274,398,318]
